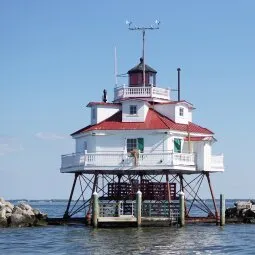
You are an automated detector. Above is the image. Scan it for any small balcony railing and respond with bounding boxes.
[61,151,196,170]
[114,85,170,101]
[211,154,224,171]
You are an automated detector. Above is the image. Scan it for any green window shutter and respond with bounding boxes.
[137,138,144,153]
[174,138,181,153]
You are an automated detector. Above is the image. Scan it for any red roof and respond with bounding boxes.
[155,100,195,109]
[71,109,213,136]
[87,102,120,107]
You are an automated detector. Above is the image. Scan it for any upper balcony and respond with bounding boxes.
[60,151,224,174]
[114,85,170,102]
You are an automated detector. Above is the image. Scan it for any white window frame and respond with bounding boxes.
[179,107,184,117]
[129,105,137,115]
[127,138,137,152]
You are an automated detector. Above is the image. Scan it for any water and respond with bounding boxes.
[1,200,255,254]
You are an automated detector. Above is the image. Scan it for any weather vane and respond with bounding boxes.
[126,20,160,86]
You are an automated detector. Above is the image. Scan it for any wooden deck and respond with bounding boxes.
[98,216,137,223]
[46,216,245,227]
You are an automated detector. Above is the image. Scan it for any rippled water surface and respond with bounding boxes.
[1,200,255,254]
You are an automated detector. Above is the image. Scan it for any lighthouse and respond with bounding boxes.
[60,24,224,226]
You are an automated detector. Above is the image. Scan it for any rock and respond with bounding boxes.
[6,212,12,218]
[32,208,47,220]
[10,214,34,227]
[5,201,14,211]
[32,208,41,216]
[0,217,7,227]
[225,207,237,218]
[251,205,255,212]
[226,200,255,223]
[0,208,6,218]
[5,206,12,214]
[234,201,252,211]
[0,208,7,227]
[0,202,4,210]
[12,206,23,215]
[22,209,35,217]
[17,203,32,211]
[244,209,255,218]
[0,198,47,228]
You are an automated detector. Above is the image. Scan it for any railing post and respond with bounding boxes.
[179,191,185,227]
[122,150,126,166]
[84,150,88,166]
[136,190,142,227]
[220,194,225,226]
[123,84,126,97]
[92,191,99,228]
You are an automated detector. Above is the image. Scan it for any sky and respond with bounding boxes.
[1,1,255,200]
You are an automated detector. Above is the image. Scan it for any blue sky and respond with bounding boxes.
[1,1,255,199]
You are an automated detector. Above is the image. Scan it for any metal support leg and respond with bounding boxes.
[63,173,79,219]
[206,173,219,223]
[166,174,172,222]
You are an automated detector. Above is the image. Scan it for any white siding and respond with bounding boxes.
[91,105,120,125]
[174,105,189,124]
[194,141,212,171]
[154,103,192,124]
[188,108,192,122]
[75,135,96,153]
[154,104,175,121]
[75,130,170,154]
[122,101,149,122]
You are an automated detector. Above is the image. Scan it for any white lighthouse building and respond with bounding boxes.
[60,35,224,223]
[61,58,223,174]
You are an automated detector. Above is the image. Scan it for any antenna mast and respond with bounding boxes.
[114,47,118,87]
[126,20,160,87]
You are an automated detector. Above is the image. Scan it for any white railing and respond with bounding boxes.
[142,201,179,220]
[61,151,196,170]
[114,85,170,101]
[211,154,224,170]
[173,153,196,166]
[99,201,135,217]
[61,153,85,168]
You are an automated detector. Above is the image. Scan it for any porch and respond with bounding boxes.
[60,151,224,173]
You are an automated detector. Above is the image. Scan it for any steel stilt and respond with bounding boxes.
[206,172,219,223]
[63,173,79,219]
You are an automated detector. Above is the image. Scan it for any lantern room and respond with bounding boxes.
[128,58,157,87]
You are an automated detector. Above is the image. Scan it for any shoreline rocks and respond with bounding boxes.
[0,197,47,227]
[226,200,255,223]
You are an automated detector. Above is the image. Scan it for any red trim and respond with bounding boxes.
[71,109,213,136]
[184,136,208,141]
[87,102,120,107]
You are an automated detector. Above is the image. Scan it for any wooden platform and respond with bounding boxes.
[46,216,245,227]
[98,216,137,223]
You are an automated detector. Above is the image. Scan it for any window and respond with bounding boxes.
[127,138,137,153]
[179,107,184,117]
[129,105,137,115]
[127,138,144,153]
[174,138,182,153]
